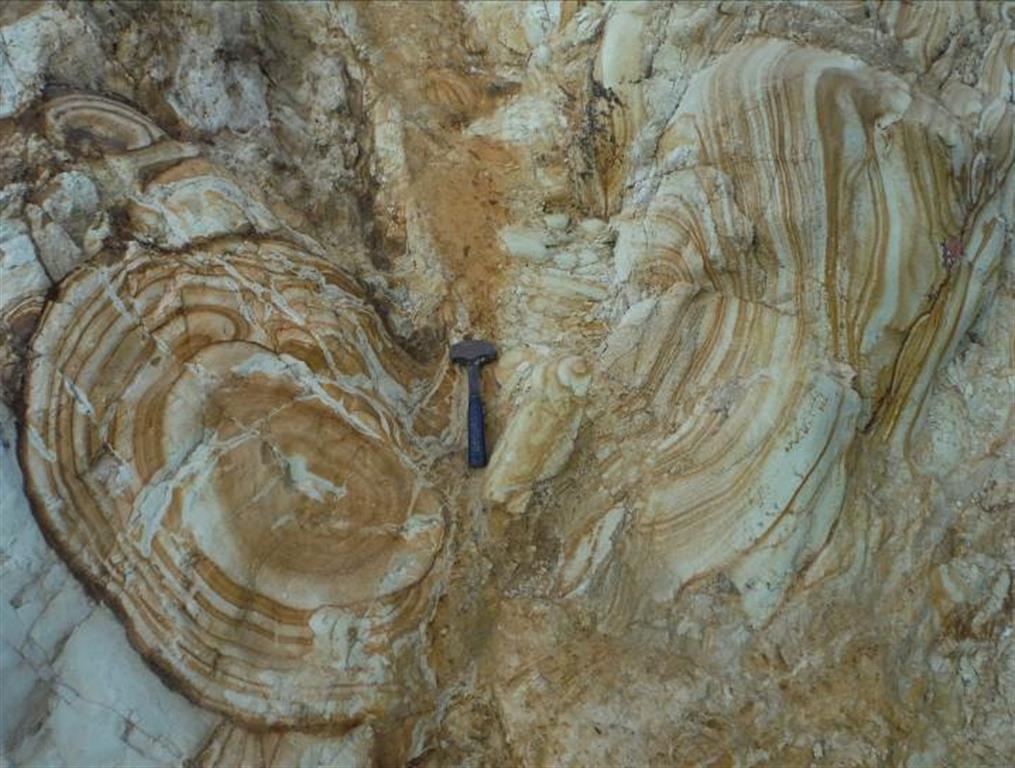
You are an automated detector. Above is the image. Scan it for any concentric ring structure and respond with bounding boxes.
[20,239,446,726]
[557,38,1012,621]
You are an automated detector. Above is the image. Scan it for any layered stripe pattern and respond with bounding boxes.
[20,96,447,727]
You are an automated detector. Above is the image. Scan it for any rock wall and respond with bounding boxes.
[1,2,1012,766]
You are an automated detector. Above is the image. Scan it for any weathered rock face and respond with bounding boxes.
[23,237,448,727]
[1,2,1012,767]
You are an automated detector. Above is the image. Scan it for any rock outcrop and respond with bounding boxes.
[1,2,1012,766]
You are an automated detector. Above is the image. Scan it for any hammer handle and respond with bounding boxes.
[466,364,488,468]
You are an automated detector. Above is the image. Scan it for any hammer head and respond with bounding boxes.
[450,339,497,367]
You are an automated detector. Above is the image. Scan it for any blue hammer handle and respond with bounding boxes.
[466,363,488,468]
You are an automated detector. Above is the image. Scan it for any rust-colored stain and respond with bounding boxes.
[409,131,519,333]
[354,0,523,335]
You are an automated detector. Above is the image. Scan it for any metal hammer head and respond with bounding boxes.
[450,339,497,367]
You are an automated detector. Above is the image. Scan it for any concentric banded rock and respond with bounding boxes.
[3,4,1014,765]
[42,92,166,154]
[20,238,446,726]
[560,38,1011,619]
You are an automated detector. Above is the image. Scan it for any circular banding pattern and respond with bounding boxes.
[42,93,166,153]
[20,240,445,726]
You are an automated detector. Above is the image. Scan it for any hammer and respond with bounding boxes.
[450,339,497,468]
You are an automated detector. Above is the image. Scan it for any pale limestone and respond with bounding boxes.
[0,219,49,311]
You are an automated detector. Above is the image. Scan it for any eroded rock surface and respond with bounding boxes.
[1,2,1012,767]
